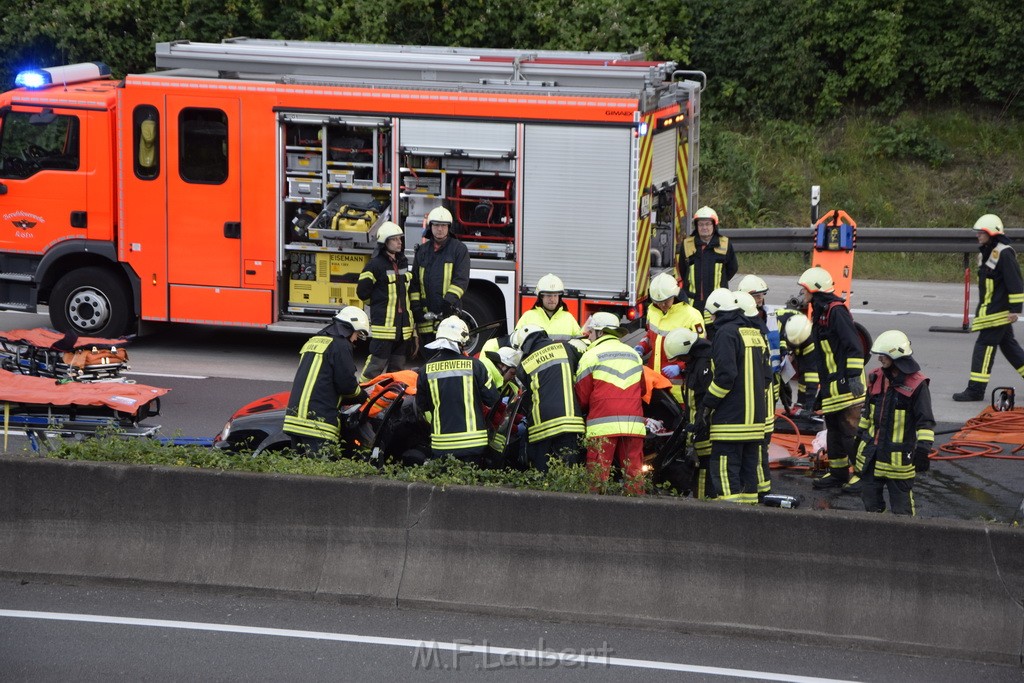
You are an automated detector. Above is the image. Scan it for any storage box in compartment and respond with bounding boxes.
[287,178,323,199]
[442,157,478,171]
[329,170,355,185]
[403,175,442,195]
[478,158,515,172]
[286,152,322,172]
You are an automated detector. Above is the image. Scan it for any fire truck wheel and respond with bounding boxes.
[50,267,134,338]
[459,290,503,356]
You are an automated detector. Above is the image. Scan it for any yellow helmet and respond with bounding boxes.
[783,315,812,347]
[376,221,404,244]
[335,306,371,340]
[973,214,1004,236]
[798,267,834,294]
[738,274,768,295]
[693,206,719,226]
[734,290,758,317]
[536,273,565,295]
[427,206,454,226]
[435,315,470,344]
[649,272,681,302]
[664,328,699,359]
[704,288,739,315]
[871,329,912,359]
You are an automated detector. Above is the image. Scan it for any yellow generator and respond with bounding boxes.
[288,251,368,311]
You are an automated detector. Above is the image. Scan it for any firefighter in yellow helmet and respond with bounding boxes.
[634,271,705,403]
[953,214,1024,401]
[575,312,647,494]
[677,206,739,314]
[415,315,499,465]
[284,306,371,456]
[856,330,935,515]
[357,222,414,381]
[410,206,470,349]
[515,273,583,341]
[798,266,866,491]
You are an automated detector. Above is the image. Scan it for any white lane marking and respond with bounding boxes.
[0,609,856,682]
[125,371,209,380]
[850,308,960,318]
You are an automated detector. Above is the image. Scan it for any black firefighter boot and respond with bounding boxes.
[812,467,849,490]
[952,384,985,402]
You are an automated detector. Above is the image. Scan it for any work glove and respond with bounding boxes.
[689,406,711,440]
[661,364,681,379]
[913,446,932,473]
[442,294,461,316]
[848,376,865,398]
[634,344,646,357]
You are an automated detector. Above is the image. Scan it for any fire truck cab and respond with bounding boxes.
[0,40,701,344]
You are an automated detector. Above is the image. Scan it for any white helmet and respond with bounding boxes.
[427,206,453,226]
[435,315,470,344]
[584,311,621,334]
[871,329,912,359]
[536,273,565,295]
[734,290,758,317]
[497,346,522,368]
[664,328,699,359]
[973,213,1005,236]
[798,267,834,294]
[376,221,404,244]
[738,274,768,295]
[511,324,544,349]
[335,306,371,340]
[704,288,739,315]
[649,272,681,302]
[693,205,719,226]
[784,315,812,347]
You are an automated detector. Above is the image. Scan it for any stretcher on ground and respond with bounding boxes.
[0,327,131,382]
[0,369,167,452]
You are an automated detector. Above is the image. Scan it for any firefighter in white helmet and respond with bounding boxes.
[634,271,705,404]
[953,214,1024,401]
[663,327,714,498]
[857,330,935,515]
[677,206,738,315]
[357,222,414,381]
[735,288,774,500]
[575,312,647,494]
[798,266,866,491]
[416,315,499,465]
[410,205,470,350]
[698,288,768,503]
[776,312,820,418]
[284,306,371,455]
[515,273,583,341]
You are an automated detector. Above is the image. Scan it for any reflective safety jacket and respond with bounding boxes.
[702,310,769,442]
[855,368,935,480]
[677,231,738,310]
[972,237,1024,331]
[415,348,498,454]
[682,338,714,457]
[283,322,362,441]
[516,332,585,442]
[410,236,470,334]
[515,303,582,341]
[357,249,413,341]
[574,334,646,439]
[809,292,865,414]
[636,301,706,401]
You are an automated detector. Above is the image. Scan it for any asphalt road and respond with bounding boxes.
[1,580,1019,681]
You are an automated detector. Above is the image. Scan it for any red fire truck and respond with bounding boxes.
[0,40,702,343]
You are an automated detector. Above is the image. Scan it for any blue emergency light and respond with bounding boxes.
[15,62,111,89]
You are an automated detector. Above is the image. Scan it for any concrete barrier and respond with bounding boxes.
[1,456,1021,664]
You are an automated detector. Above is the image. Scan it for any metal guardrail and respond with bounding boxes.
[720,227,1024,253]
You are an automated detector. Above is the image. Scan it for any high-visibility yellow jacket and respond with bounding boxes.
[515,303,582,341]
[574,334,646,439]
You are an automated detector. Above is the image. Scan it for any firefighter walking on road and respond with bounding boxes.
[416,316,499,465]
[677,206,739,314]
[575,312,648,494]
[953,214,1024,401]
[357,222,414,381]
[700,288,768,504]
[284,307,371,456]
[798,267,866,491]
[856,330,935,516]
[411,206,470,349]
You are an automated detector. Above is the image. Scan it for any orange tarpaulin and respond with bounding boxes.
[0,370,167,415]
